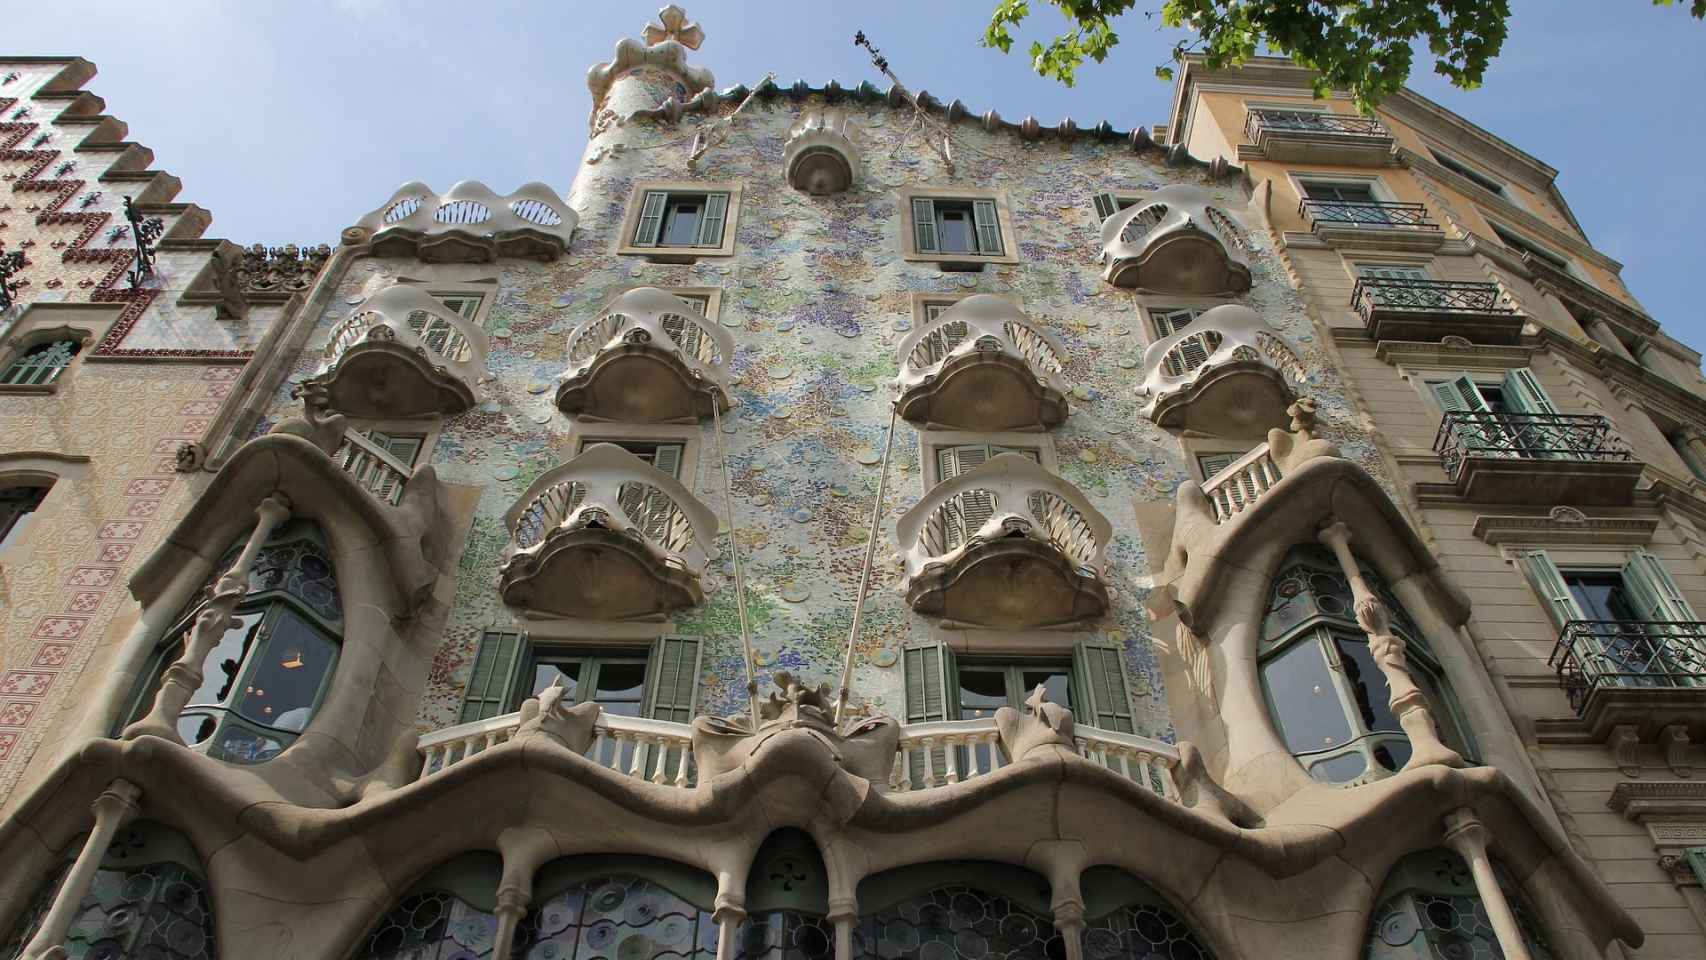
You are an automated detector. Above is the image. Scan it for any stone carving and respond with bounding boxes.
[690,672,900,784]
[643,5,703,48]
[1153,620,1216,707]
[274,380,349,456]
[994,684,1075,763]
[587,5,716,123]
[1609,724,1641,778]
[1661,724,1691,778]
[514,676,601,754]
[236,243,331,295]
[1267,398,1340,473]
[1171,742,1258,826]
[1548,505,1588,524]
[173,441,209,474]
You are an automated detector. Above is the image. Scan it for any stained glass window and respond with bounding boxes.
[853,883,1063,960]
[525,875,718,960]
[1084,904,1213,960]
[1,338,79,387]
[1365,850,1556,960]
[359,890,498,959]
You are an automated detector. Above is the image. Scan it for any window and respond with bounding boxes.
[673,291,712,316]
[1429,149,1510,198]
[955,660,1073,720]
[577,438,684,479]
[932,443,1041,551]
[1196,452,1244,482]
[1522,550,1704,690]
[1091,192,1143,222]
[1429,368,1563,458]
[1,338,79,387]
[0,482,50,552]
[433,293,482,321]
[632,189,730,249]
[130,520,343,764]
[334,429,425,505]
[1356,263,1430,282]
[1261,544,1470,785]
[900,188,1018,265]
[1365,849,1555,960]
[356,429,426,467]
[457,633,702,724]
[1148,306,1206,338]
[903,640,1133,734]
[1490,223,1571,273]
[1301,181,1380,204]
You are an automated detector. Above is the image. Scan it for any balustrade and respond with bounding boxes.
[1201,445,1283,523]
[1351,277,1523,344]
[332,430,414,506]
[1136,304,1304,435]
[557,287,732,423]
[893,295,1069,430]
[311,284,489,418]
[354,180,577,262]
[1099,184,1252,294]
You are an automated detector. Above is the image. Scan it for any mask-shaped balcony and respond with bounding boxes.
[785,108,859,195]
[353,180,577,263]
[308,285,488,418]
[1136,305,1305,438]
[500,443,718,620]
[892,295,1070,431]
[1099,185,1252,295]
[897,453,1111,627]
[556,287,732,423]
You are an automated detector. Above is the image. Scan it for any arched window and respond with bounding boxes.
[1081,867,1215,960]
[356,852,503,959]
[737,830,833,960]
[128,519,343,764]
[1,338,81,386]
[0,821,216,960]
[1260,544,1471,785]
[0,481,51,551]
[854,862,1063,960]
[1366,849,1556,959]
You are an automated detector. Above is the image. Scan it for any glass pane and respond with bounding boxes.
[1332,634,1401,734]
[1308,751,1367,784]
[188,609,266,707]
[662,200,702,245]
[1262,639,1353,753]
[178,709,221,747]
[231,608,337,732]
[956,667,1008,720]
[594,660,647,716]
[936,208,975,253]
[207,719,290,764]
[532,659,583,699]
[1020,668,1071,713]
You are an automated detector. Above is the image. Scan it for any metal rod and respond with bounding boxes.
[711,400,762,729]
[836,406,899,724]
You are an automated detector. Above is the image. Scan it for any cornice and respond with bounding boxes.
[1471,513,1658,547]
[1537,326,1706,430]
[1371,337,1538,371]
[1522,257,1657,336]
[1608,780,1706,821]
[1398,148,1611,270]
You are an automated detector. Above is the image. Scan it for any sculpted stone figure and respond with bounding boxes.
[994,684,1077,763]
[691,672,899,784]
[514,676,601,754]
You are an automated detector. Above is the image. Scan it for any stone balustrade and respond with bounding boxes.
[1099,184,1252,295]
[331,429,414,506]
[352,180,577,262]
[311,284,488,417]
[892,294,1069,430]
[557,286,733,422]
[419,711,697,786]
[1201,444,1283,523]
[1135,304,1305,436]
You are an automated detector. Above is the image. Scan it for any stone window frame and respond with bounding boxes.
[1285,170,1400,208]
[1344,252,1439,285]
[0,454,86,564]
[616,181,744,261]
[0,302,122,395]
[565,420,704,493]
[1134,294,1232,345]
[907,290,1020,331]
[914,428,1059,492]
[422,284,498,332]
[897,185,1021,268]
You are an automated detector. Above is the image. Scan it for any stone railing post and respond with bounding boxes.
[1317,520,1463,770]
[1443,807,1534,960]
[18,779,142,960]
[123,496,291,744]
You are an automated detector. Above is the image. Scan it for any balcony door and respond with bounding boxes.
[1355,264,1444,310]
[1301,181,1389,223]
[1431,369,1561,459]
[933,444,1041,551]
[1525,551,1704,690]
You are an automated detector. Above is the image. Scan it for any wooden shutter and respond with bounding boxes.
[460,631,526,722]
[1520,551,1588,628]
[1151,308,1197,337]
[1502,368,1558,415]
[911,198,939,253]
[1687,848,1706,888]
[972,199,1003,255]
[644,635,702,723]
[1431,374,1490,413]
[1197,452,1239,482]
[697,193,729,247]
[1621,551,1700,623]
[901,641,955,782]
[650,443,684,481]
[1074,640,1134,733]
[1356,264,1430,280]
[1092,192,1120,222]
[937,445,996,551]
[633,190,668,246]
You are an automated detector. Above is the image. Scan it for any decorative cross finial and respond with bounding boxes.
[643,5,703,49]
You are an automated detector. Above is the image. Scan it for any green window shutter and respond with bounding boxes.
[1502,367,1559,415]
[1621,551,1700,623]
[911,198,939,254]
[1092,192,1120,222]
[972,199,1003,255]
[633,190,668,246]
[1197,452,1239,481]
[1431,374,1490,413]
[1687,847,1706,888]
[1074,640,1135,733]
[651,443,684,481]
[1356,264,1430,281]
[1520,551,1587,628]
[901,641,954,723]
[460,631,527,722]
[645,636,702,723]
[697,192,729,247]
[1151,308,1197,337]
[937,445,997,551]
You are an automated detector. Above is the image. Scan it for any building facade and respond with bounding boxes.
[0,10,1698,959]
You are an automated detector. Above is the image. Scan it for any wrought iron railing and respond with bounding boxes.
[1299,199,1436,229]
[1433,412,1633,478]
[1351,278,1515,325]
[1245,108,1390,142]
[1549,620,1706,714]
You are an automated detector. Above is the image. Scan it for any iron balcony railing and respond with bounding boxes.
[1548,620,1706,714]
[1351,278,1515,324]
[1244,108,1391,142]
[1433,411,1633,478]
[1299,198,1437,229]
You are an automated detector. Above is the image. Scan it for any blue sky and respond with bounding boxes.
[10,1,1703,350]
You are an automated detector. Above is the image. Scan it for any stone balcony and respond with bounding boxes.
[556,287,732,423]
[896,453,1111,627]
[784,108,859,195]
[308,285,488,418]
[1240,108,1395,165]
[892,294,1069,431]
[1351,277,1524,345]
[352,180,577,263]
[1136,305,1305,437]
[1433,412,1644,505]
[1099,185,1252,295]
[1550,620,1706,745]
[499,443,718,620]
[331,430,415,507]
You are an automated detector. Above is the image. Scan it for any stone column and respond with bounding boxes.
[124,495,291,744]
[827,895,856,960]
[1676,427,1706,483]
[1443,808,1534,960]
[490,884,531,960]
[18,779,142,960]
[1583,316,1635,362]
[1052,900,1086,960]
[1317,521,1463,770]
[713,898,746,960]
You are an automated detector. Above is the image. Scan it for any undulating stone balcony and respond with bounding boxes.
[1352,277,1523,345]
[1433,412,1643,505]
[896,453,1111,627]
[331,430,415,506]
[499,442,718,620]
[892,294,1070,431]
[308,285,488,418]
[353,180,578,262]
[1099,185,1252,295]
[784,108,860,195]
[1135,304,1305,437]
[556,287,732,422]
[1550,619,1706,744]
[1241,108,1395,165]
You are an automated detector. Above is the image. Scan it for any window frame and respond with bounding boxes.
[566,420,701,488]
[457,630,705,724]
[617,182,744,259]
[0,306,112,395]
[898,185,1021,267]
[0,481,52,555]
[519,648,652,718]
[1090,191,1145,223]
[1428,148,1515,202]
[917,429,1057,491]
[953,656,1077,721]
